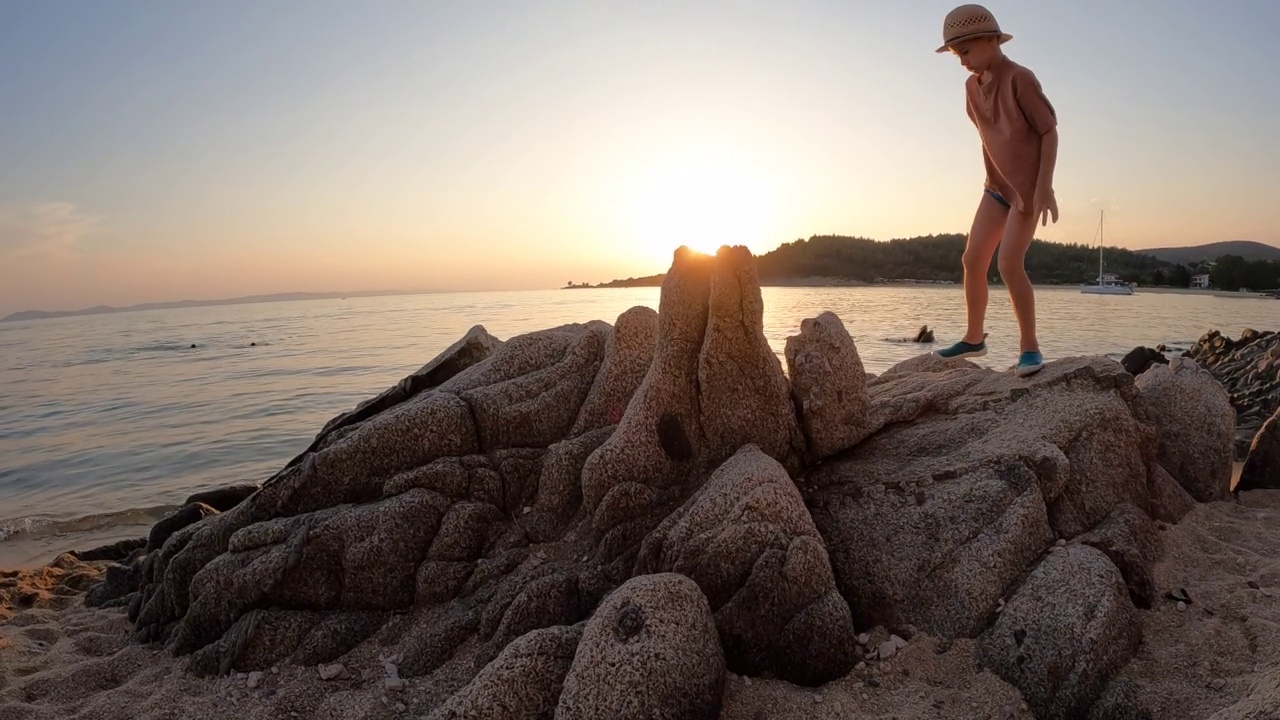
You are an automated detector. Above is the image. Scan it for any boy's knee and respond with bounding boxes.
[962,248,989,272]
[996,254,1027,280]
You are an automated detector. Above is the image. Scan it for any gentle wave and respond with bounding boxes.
[0,505,178,543]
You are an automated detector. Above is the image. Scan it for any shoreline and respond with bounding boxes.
[4,490,1277,719]
[569,278,1274,298]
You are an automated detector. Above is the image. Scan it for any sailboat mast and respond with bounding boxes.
[1099,210,1104,280]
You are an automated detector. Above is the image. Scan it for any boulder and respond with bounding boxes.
[427,624,583,720]
[637,445,856,685]
[1073,504,1160,609]
[978,545,1141,720]
[808,356,1151,637]
[785,311,872,458]
[1133,359,1235,501]
[571,306,658,435]
[1238,406,1280,492]
[554,574,724,720]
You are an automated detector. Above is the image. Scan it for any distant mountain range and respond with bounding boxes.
[1,290,416,323]
[1140,241,1280,265]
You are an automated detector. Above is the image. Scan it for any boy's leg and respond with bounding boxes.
[960,192,1008,344]
[996,206,1042,361]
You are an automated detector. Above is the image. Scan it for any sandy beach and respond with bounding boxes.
[2,489,1276,719]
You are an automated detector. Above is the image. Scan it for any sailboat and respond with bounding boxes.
[1080,210,1135,295]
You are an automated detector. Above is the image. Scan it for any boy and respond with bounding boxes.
[931,4,1059,377]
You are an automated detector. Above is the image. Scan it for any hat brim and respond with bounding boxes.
[935,31,1012,53]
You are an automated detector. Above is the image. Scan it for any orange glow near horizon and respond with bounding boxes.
[613,147,785,266]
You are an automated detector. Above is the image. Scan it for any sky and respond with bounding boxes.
[1,0,1278,314]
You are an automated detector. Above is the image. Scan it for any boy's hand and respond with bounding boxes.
[1035,187,1059,226]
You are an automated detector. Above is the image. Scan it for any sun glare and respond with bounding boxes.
[617,149,781,265]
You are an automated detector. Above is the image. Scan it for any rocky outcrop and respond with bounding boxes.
[1133,359,1235,501]
[90,245,1239,720]
[1183,328,1280,458]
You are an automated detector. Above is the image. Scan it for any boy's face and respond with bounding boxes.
[949,36,1001,74]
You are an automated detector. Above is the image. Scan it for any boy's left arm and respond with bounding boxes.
[1013,68,1060,226]
[1035,129,1059,226]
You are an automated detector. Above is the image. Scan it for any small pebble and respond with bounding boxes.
[386,676,406,692]
[271,666,279,675]
[857,633,870,646]
[394,703,406,713]
[247,671,264,689]
[890,634,907,649]
[862,693,869,701]
[1055,538,1066,547]
[318,663,348,681]
[813,694,823,704]
[1177,601,1187,612]
[855,661,866,671]
[522,506,532,515]
[878,640,897,660]
[1210,678,1226,691]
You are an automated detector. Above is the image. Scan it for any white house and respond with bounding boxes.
[1191,273,1211,289]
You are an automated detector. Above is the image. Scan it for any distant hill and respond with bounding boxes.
[586,234,1171,288]
[1141,241,1280,265]
[2,290,416,323]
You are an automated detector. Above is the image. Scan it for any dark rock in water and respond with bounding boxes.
[184,483,259,512]
[912,325,935,343]
[1120,346,1167,376]
[1238,406,1280,492]
[70,537,146,563]
[978,545,1141,720]
[146,502,219,552]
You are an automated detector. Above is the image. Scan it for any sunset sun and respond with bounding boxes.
[617,149,781,264]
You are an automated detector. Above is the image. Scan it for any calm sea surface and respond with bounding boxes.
[1,286,1276,565]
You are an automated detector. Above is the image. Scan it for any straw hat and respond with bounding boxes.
[935,4,1013,53]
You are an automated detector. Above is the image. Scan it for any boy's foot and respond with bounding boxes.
[934,340,987,359]
[1015,350,1045,377]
